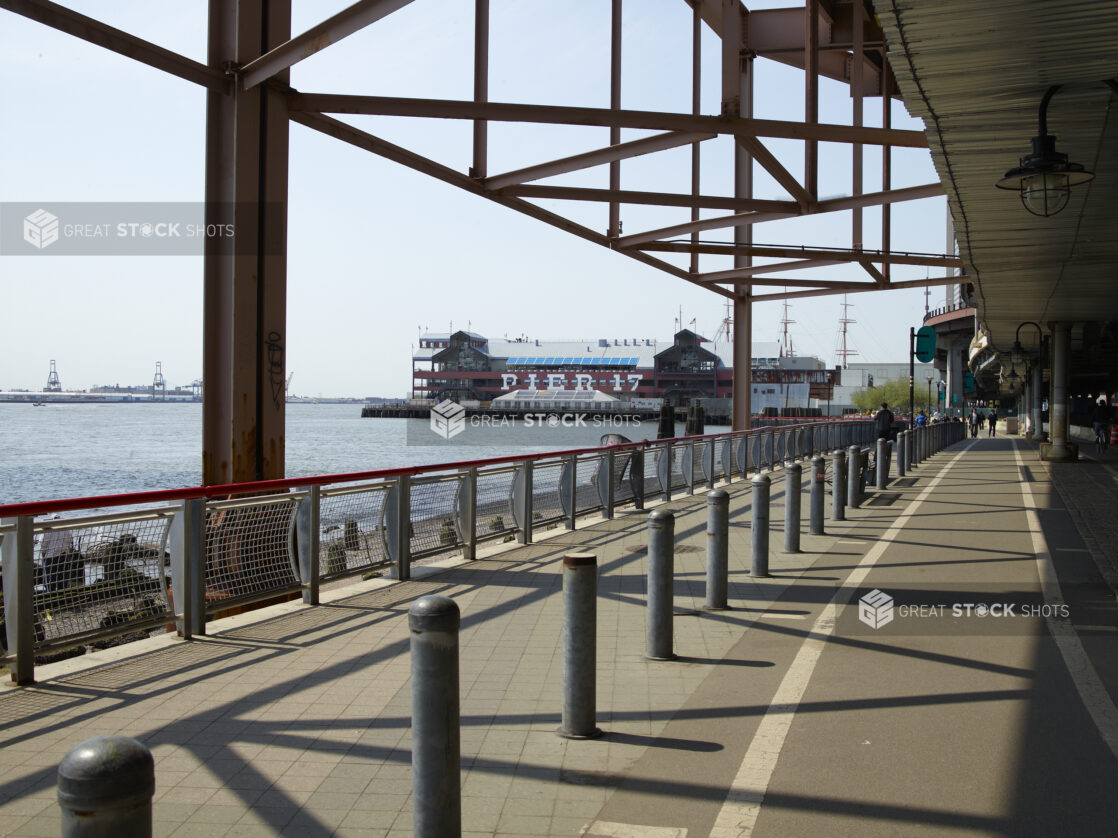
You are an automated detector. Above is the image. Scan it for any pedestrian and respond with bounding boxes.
[987,409,997,437]
[915,409,928,428]
[874,401,894,440]
[969,408,980,438]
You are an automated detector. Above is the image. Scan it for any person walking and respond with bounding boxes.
[915,409,928,428]
[969,408,980,439]
[874,402,895,440]
[987,409,997,437]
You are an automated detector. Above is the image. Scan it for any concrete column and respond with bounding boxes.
[1031,363,1044,441]
[1044,322,1074,461]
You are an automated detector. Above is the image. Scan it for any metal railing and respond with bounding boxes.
[1,419,876,683]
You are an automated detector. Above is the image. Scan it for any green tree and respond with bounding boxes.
[851,378,914,413]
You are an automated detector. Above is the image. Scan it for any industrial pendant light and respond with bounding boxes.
[996,85,1094,217]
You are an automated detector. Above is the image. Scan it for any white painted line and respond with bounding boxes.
[580,821,687,838]
[709,442,975,838]
[1013,442,1118,759]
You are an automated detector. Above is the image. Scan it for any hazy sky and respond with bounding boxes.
[0,0,949,398]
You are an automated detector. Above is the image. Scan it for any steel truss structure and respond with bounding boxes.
[3,0,964,480]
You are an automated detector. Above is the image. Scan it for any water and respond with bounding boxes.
[0,402,668,506]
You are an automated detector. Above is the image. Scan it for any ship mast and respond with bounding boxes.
[835,296,858,369]
[778,301,795,358]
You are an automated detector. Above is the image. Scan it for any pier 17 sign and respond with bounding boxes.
[500,373,643,392]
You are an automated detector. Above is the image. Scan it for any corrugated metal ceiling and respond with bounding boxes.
[875,0,1118,374]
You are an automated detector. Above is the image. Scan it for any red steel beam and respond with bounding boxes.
[492,184,797,213]
[285,93,931,148]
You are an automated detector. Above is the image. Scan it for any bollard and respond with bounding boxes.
[910,426,919,467]
[809,455,825,535]
[846,444,861,509]
[876,438,889,490]
[58,735,154,838]
[751,473,771,577]
[558,554,602,739]
[705,489,729,611]
[646,509,676,660]
[783,462,801,553]
[831,449,846,522]
[409,596,461,838]
[898,431,907,477]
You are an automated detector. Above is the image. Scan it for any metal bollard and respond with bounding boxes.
[646,509,676,660]
[751,473,771,577]
[705,489,729,611]
[783,462,801,553]
[558,554,602,739]
[409,596,461,838]
[809,455,825,535]
[847,444,861,509]
[831,449,846,521]
[898,431,907,477]
[58,735,154,838]
[876,438,889,490]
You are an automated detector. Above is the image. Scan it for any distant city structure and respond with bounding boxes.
[412,329,838,415]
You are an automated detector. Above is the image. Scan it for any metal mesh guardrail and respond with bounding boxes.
[2,419,889,683]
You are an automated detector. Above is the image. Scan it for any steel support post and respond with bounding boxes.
[1,516,35,684]
[203,0,291,486]
[557,554,602,739]
[751,474,770,577]
[809,455,825,535]
[661,442,673,503]
[728,5,753,433]
[608,0,622,238]
[784,462,801,553]
[58,736,154,837]
[831,450,846,521]
[604,450,615,519]
[464,467,478,559]
[847,444,861,509]
[631,447,645,510]
[409,596,461,838]
[297,486,320,606]
[1048,321,1073,460]
[519,460,534,543]
[171,498,206,639]
[706,441,716,489]
[705,489,729,610]
[471,0,488,178]
[395,475,411,580]
[687,441,696,495]
[646,509,675,661]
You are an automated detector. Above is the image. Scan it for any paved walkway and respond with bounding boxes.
[2,437,1117,837]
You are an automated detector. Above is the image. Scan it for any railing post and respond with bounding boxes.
[171,498,207,639]
[1,515,35,685]
[519,460,534,543]
[396,474,412,581]
[464,468,478,559]
[687,440,697,495]
[661,442,673,503]
[565,455,578,530]
[876,438,889,490]
[58,735,154,837]
[810,455,825,535]
[557,553,602,739]
[297,486,321,606]
[705,489,729,611]
[831,450,846,522]
[706,440,716,489]
[409,596,461,838]
[646,509,675,661]
[846,444,861,509]
[631,447,645,510]
[751,474,771,577]
[784,462,802,553]
[604,450,615,520]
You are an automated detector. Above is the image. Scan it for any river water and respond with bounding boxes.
[0,402,669,506]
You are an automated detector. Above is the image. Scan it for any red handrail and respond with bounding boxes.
[0,418,861,518]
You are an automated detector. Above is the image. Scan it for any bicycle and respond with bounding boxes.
[1094,423,1109,457]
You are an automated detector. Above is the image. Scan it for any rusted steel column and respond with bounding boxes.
[608,0,622,238]
[471,0,488,178]
[804,0,818,197]
[203,0,290,485]
[690,0,701,273]
[851,0,864,249]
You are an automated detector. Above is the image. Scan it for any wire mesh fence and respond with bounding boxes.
[318,483,390,578]
[203,496,299,611]
[30,513,174,650]
[409,474,464,559]
[476,466,517,542]
[531,461,565,526]
[574,455,604,515]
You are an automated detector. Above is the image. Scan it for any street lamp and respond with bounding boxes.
[1010,321,1044,367]
[995,86,1094,217]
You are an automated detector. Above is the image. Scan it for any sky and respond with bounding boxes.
[0,0,951,398]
